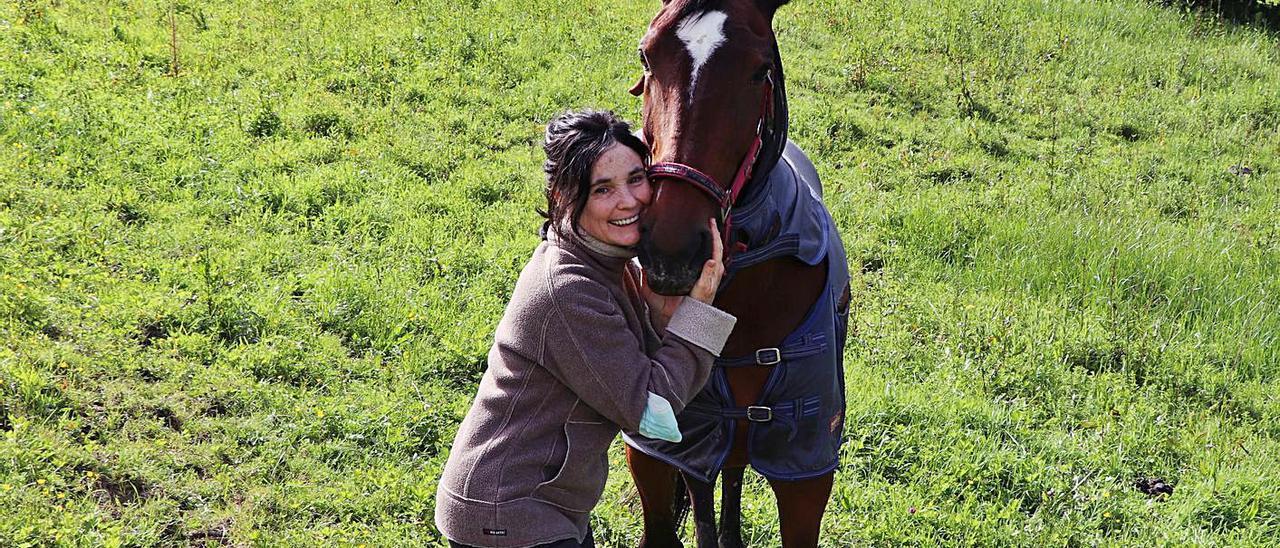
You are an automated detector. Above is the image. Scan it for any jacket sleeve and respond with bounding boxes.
[541,273,735,432]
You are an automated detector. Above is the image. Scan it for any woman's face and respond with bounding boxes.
[579,143,651,247]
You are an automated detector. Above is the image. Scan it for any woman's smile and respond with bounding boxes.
[609,214,640,227]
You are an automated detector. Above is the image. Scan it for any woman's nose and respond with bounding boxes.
[618,185,641,209]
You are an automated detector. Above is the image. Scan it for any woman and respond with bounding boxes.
[434,110,735,547]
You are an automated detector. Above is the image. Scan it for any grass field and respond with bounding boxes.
[2,0,1278,545]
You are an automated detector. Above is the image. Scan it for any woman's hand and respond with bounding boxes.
[688,217,725,305]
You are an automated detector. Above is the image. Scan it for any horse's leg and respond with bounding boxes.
[627,445,684,548]
[684,471,719,548]
[717,466,745,548]
[768,472,834,548]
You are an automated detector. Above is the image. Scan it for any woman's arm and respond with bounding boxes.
[542,277,733,431]
[543,220,730,431]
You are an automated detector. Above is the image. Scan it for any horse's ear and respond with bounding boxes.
[756,0,790,18]
[629,75,645,96]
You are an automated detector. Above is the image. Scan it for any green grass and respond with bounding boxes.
[2,0,1278,545]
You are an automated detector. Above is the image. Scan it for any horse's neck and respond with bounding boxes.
[716,256,826,356]
[717,139,828,355]
[733,161,776,210]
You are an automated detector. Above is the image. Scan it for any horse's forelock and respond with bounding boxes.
[675,0,720,21]
[668,0,789,22]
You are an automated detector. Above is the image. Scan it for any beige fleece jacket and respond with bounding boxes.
[434,229,735,547]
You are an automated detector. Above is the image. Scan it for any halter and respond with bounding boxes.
[647,71,775,260]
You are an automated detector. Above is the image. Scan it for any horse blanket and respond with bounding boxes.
[624,140,850,483]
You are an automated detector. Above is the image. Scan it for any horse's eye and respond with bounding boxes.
[639,49,651,73]
[752,65,772,83]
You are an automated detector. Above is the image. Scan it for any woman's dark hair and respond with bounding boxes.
[541,109,649,235]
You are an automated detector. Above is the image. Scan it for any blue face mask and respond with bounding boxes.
[639,392,682,443]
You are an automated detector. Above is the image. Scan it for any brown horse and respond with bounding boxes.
[624,1,851,546]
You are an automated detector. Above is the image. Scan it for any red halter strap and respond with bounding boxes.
[647,72,775,260]
[647,163,728,209]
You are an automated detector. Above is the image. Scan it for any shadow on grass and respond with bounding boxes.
[1156,0,1280,31]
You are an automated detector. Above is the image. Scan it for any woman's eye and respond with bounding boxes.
[593,186,610,195]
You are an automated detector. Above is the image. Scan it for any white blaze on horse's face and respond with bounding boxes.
[675,10,728,102]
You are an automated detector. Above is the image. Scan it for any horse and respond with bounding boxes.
[621,0,852,546]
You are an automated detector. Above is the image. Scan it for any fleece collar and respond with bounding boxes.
[544,221,638,266]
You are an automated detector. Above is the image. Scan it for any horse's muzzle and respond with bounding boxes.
[638,228,711,296]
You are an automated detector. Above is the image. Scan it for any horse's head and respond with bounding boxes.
[632,0,789,295]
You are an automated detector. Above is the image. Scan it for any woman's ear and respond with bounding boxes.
[629,75,645,97]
